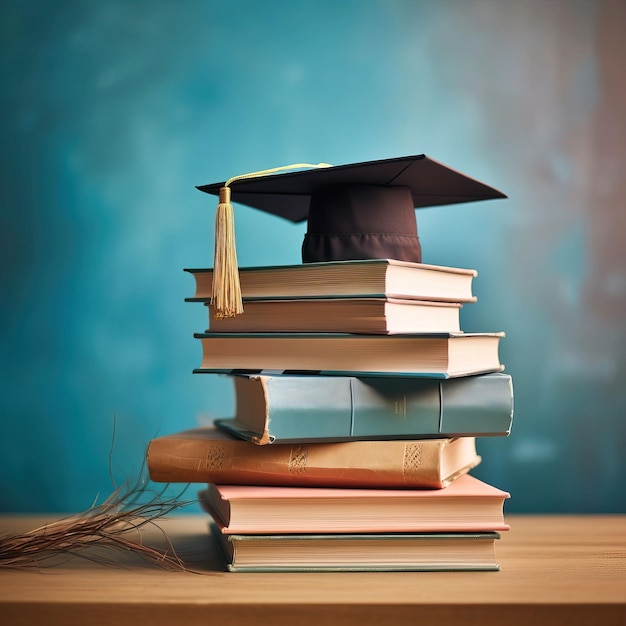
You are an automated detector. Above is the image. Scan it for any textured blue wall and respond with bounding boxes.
[1,0,624,513]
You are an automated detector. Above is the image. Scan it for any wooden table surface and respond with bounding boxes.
[0,514,624,626]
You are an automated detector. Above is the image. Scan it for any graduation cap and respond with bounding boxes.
[198,154,506,318]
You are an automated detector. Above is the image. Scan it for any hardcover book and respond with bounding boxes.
[186,259,478,303]
[193,332,505,378]
[216,373,514,445]
[206,297,463,334]
[200,474,510,534]
[147,426,481,488]
[211,524,502,572]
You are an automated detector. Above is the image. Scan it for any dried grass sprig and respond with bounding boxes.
[0,418,197,571]
[0,478,194,571]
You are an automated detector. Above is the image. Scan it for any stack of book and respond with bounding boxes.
[148,258,514,572]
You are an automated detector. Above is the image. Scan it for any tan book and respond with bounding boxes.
[147,426,481,489]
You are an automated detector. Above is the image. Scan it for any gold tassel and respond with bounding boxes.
[211,186,243,319]
[210,162,332,319]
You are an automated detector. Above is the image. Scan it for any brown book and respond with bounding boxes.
[147,426,481,489]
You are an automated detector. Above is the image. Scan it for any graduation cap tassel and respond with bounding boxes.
[211,163,333,319]
[212,185,243,319]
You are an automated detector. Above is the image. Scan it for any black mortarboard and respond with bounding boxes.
[198,155,506,318]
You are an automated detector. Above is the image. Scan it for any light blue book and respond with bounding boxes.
[214,372,514,444]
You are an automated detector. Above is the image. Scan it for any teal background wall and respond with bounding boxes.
[1,0,624,513]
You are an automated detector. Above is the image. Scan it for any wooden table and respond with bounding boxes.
[1,515,624,625]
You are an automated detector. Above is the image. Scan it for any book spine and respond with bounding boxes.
[233,373,513,442]
[147,436,477,489]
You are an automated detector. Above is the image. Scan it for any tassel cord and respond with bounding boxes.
[224,162,332,188]
[210,162,332,319]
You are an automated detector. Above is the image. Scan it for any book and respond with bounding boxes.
[193,332,505,378]
[146,426,481,488]
[185,259,478,303]
[199,474,510,534]
[205,297,462,334]
[216,373,513,445]
[211,524,502,572]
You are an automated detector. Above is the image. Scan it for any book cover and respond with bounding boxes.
[211,524,501,572]
[214,372,513,445]
[185,259,478,303]
[147,426,481,488]
[200,473,510,534]
[193,332,505,378]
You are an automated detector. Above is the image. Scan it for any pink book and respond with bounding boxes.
[200,473,510,534]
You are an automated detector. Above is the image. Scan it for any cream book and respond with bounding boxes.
[186,259,478,303]
[206,297,462,334]
[212,525,502,572]
[194,332,505,378]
